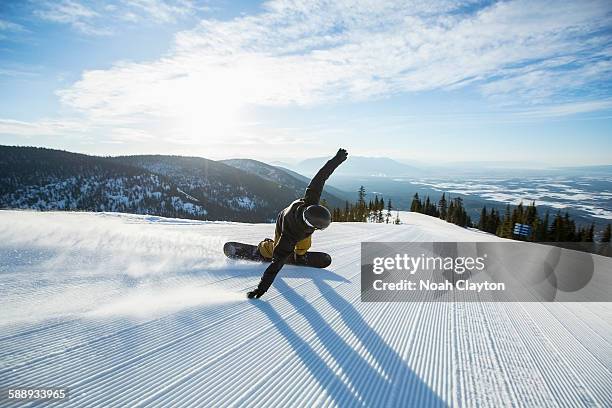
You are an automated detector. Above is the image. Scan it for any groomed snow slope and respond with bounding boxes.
[1,210,611,407]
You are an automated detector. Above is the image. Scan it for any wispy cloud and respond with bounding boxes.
[0,19,27,32]
[0,68,40,78]
[0,118,92,137]
[60,0,612,110]
[123,0,200,23]
[32,0,201,36]
[0,18,29,40]
[34,0,113,36]
[512,100,612,118]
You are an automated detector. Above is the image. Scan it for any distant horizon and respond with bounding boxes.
[3,143,611,169]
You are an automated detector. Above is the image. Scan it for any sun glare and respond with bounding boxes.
[164,71,244,143]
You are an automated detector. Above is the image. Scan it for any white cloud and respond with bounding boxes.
[0,19,28,41]
[32,0,200,35]
[481,58,612,105]
[122,0,199,23]
[512,100,612,118]
[0,19,27,32]
[0,118,92,137]
[0,68,40,78]
[109,127,156,142]
[24,0,612,145]
[61,0,612,104]
[34,0,113,36]
[36,0,98,23]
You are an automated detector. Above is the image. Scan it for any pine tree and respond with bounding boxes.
[549,211,563,241]
[386,199,392,224]
[377,197,385,223]
[410,193,422,213]
[371,196,379,222]
[452,197,464,226]
[563,212,576,241]
[344,200,350,222]
[513,201,524,226]
[487,208,500,234]
[498,204,513,238]
[587,223,595,242]
[478,206,488,231]
[602,224,611,243]
[358,186,366,205]
[357,186,367,221]
[537,210,550,241]
[526,201,538,225]
[438,193,447,220]
[447,199,455,223]
[600,224,611,257]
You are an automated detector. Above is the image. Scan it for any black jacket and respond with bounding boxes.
[255,155,343,293]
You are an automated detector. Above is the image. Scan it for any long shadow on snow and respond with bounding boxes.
[253,278,445,407]
[254,298,364,406]
[216,262,351,283]
[313,279,446,407]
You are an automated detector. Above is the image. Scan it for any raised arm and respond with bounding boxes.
[303,148,348,205]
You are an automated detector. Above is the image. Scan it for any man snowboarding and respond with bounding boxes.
[246,148,348,299]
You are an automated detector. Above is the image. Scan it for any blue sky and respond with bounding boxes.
[0,0,611,165]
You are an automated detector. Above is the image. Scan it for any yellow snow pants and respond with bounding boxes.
[258,232,311,259]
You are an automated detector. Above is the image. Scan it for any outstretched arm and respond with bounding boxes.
[248,236,294,298]
[304,148,348,205]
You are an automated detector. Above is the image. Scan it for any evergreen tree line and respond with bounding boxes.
[328,186,612,247]
[480,201,610,243]
[410,191,612,244]
[331,186,401,224]
[410,192,471,227]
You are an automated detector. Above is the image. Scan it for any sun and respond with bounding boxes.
[163,70,244,143]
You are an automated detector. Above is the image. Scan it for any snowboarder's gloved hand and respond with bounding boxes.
[247,289,265,299]
[333,148,348,164]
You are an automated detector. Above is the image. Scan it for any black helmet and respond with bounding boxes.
[303,205,331,230]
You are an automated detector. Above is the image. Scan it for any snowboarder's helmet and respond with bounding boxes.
[303,205,332,230]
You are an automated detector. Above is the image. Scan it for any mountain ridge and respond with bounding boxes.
[220,158,348,207]
[0,146,322,222]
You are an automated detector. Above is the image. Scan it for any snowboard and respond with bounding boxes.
[223,241,332,268]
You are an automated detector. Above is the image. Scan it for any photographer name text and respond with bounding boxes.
[370,253,505,293]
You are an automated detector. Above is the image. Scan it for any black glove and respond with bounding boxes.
[247,289,265,299]
[333,148,348,164]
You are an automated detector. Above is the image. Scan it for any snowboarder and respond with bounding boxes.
[247,148,348,299]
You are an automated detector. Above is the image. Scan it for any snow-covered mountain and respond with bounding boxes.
[110,154,305,221]
[1,210,610,407]
[292,155,425,177]
[0,146,311,222]
[220,158,348,207]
